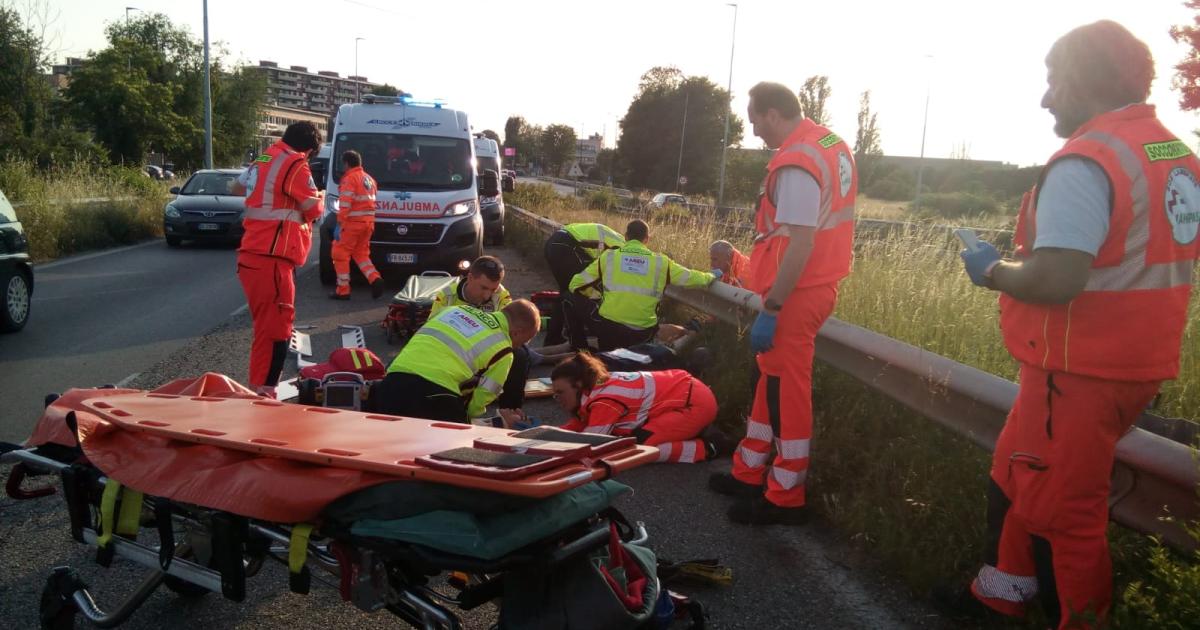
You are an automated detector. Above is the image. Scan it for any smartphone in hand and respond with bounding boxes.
[954,228,984,253]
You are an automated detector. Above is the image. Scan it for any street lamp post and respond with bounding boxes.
[202,0,213,169]
[675,91,689,193]
[716,2,738,208]
[124,7,140,73]
[913,55,933,213]
[354,37,365,102]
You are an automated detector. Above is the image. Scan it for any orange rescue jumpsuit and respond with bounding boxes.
[332,165,382,296]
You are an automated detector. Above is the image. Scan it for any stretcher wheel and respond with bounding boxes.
[164,543,213,598]
[39,568,81,630]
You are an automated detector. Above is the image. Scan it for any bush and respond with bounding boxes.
[585,188,621,212]
[865,169,916,201]
[2,160,167,262]
[910,191,1001,220]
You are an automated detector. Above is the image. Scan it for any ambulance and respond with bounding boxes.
[318,94,494,283]
[473,135,511,245]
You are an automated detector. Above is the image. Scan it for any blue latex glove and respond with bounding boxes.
[750,312,777,353]
[332,223,341,242]
[960,241,1002,287]
[710,268,724,283]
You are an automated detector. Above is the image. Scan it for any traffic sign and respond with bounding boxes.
[568,163,584,178]
[678,176,688,185]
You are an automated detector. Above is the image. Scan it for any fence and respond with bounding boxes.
[508,203,1200,551]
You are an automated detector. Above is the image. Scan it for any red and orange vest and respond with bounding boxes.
[1001,104,1200,381]
[241,140,321,266]
[746,119,855,295]
[562,370,698,435]
[337,166,377,224]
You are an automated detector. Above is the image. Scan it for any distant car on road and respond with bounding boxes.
[0,189,33,332]
[162,169,247,247]
[647,193,687,209]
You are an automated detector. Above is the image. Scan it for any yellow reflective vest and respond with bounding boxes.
[569,240,715,329]
[563,223,625,258]
[429,278,512,318]
[386,305,514,418]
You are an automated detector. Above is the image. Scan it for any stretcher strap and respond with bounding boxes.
[288,523,314,594]
[117,489,144,536]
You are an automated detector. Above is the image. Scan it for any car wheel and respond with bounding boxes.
[1,269,31,333]
[166,236,183,247]
[319,243,335,285]
[492,226,505,246]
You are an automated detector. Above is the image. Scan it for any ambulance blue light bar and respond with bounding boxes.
[360,93,444,108]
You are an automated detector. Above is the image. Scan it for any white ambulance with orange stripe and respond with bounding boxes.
[318,94,497,283]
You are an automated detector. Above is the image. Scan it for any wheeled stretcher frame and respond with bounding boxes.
[3,441,651,630]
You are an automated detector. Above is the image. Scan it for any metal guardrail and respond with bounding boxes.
[508,203,1199,551]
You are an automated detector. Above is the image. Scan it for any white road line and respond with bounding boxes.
[229,304,249,317]
[115,372,141,387]
[36,240,160,270]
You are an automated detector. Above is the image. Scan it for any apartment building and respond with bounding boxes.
[247,60,379,117]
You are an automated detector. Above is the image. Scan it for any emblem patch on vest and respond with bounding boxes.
[1164,167,1200,245]
[1144,140,1192,162]
[620,255,650,275]
[837,151,853,197]
[817,133,841,149]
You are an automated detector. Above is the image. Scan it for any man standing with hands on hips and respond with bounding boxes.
[959,21,1199,629]
[708,82,856,525]
[233,121,325,398]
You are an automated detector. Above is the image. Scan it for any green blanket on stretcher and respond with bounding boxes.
[344,480,631,561]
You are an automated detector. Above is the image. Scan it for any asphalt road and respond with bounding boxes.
[0,236,959,629]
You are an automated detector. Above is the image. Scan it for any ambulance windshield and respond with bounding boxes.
[333,133,473,191]
[477,156,500,176]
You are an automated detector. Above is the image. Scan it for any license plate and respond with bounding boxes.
[197,223,220,231]
[387,253,416,264]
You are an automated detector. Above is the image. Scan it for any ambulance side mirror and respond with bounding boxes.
[480,169,500,197]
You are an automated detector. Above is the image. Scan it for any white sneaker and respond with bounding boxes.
[255,385,278,399]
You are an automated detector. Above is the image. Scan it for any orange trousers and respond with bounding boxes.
[332,221,381,296]
[732,283,838,507]
[641,380,718,463]
[236,252,296,388]
[971,365,1159,628]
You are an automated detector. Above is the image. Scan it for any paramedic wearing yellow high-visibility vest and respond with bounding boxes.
[374,300,541,423]
[569,220,717,351]
[428,256,534,411]
[543,222,625,348]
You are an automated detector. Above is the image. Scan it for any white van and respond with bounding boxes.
[319,95,496,283]
[473,135,508,245]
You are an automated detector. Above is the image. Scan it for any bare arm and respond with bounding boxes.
[764,225,815,310]
[991,247,1094,304]
[231,181,247,195]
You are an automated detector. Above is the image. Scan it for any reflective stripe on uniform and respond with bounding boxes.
[347,210,375,217]
[777,438,810,460]
[259,148,296,210]
[737,445,770,468]
[971,564,1038,603]
[656,443,673,462]
[1085,258,1194,291]
[414,327,507,369]
[677,441,699,463]
[634,371,656,423]
[245,207,303,223]
[476,375,504,395]
[770,466,806,490]
[745,418,774,441]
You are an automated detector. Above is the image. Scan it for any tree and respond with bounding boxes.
[480,129,501,145]
[589,147,618,182]
[1171,1,1200,111]
[722,148,771,206]
[853,90,882,157]
[540,124,576,176]
[616,67,743,193]
[370,83,400,96]
[798,75,832,125]
[67,13,265,168]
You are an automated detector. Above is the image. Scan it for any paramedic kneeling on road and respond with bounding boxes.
[374,300,540,424]
[569,220,717,351]
[543,222,625,347]
[551,352,719,463]
[708,81,855,526]
[233,121,324,397]
[959,21,1200,629]
[329,150,385,300]
[429,255,534,410]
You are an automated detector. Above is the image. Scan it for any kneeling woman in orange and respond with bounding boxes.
[550,353,718,463]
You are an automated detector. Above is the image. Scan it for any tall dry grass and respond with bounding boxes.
[0,160,168,261]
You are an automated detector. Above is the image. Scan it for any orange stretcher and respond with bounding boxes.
[82,391,656,499]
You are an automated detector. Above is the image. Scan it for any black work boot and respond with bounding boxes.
[371,278,385,299]
[707,472,761,498]
[727,495,809,526]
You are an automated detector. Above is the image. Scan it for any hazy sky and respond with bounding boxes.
[35,0,1200,166]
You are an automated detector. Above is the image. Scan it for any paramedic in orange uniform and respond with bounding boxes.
[330,150,385,300]
[708,82,855,526]
[234,122,324,397]
[550,352,719,463]
[960,22,1200,628]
